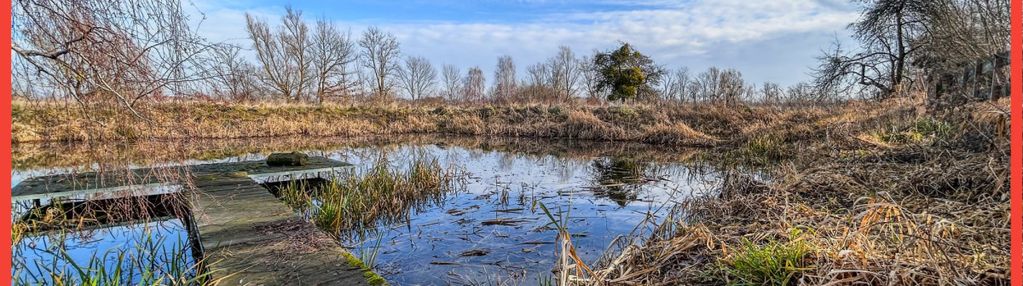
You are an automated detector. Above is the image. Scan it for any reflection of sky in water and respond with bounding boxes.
[10,141,724,285]
[321,145,721,285]
[13,219,195,285]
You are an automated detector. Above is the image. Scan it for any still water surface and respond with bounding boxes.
[11,137,729,285]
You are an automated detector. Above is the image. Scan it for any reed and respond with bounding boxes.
[13,229,216,286]
[273,156,464,237]
[582,98,1009,285]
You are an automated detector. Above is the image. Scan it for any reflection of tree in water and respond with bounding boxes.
[590,156,650,207]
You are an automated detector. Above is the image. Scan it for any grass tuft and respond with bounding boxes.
[722,229,813,286]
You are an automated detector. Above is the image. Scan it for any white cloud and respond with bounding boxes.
[188,0,859,86]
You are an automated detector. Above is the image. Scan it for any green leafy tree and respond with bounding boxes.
[593,43,663,101]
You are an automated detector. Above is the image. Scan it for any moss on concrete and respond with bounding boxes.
[341,251,388,286]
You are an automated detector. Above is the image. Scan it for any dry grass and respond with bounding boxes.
[569,98,1010,285]
[12,99,831,148]
[13,96,1010,286]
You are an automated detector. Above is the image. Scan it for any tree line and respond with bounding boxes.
[235,9,822,105]
[11,0,1010,110]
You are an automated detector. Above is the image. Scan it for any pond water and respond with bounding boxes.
[13,216,198,285]
[313,144,722,285]
[10,137,731,285]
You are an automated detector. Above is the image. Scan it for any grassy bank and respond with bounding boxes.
[573,99,1011,285]
[12,99,841,147]
[11,135,713,171]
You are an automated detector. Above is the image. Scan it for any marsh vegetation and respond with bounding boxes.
[263,156,464,236]
[12,192,212,286]
[8,0,1012,285]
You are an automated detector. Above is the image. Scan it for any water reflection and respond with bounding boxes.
[11,136,731,285]
[13,215,199,285]
[11,190,202,285]
[302,144,721,285]
[589,156,650,207]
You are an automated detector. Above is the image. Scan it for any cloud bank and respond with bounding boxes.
[189,0,859,86]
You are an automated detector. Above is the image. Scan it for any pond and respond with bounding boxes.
[10,136,735,285]
[12,193,201,285]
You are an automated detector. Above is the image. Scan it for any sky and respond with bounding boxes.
[187,0,861,87]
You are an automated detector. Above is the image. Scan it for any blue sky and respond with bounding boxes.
[190,0,860,86]
[207,0,681,24]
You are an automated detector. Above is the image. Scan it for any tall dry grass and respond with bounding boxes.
[568,98,1010,285]
[12,99,826,149]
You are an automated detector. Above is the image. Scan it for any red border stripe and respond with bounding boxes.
[1012,0,1022,284]
[0,1,1021,286]
[2,0,13,283]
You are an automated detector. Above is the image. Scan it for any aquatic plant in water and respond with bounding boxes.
[12,228,213,286]
[276,156,464,237]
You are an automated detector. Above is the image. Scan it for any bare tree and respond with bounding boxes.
[693,67,721,102]
[246,15,288,98]
[462,67,486,102]
[442,65,461,100]
[359,26,401,100]
[527,63,550,87]
[210,44,260,101]
[691,67,747,104]
[492,56,517,101]
[281,8,312,101]
[919,0,1009,67]
[814,0,937,98]
[12,0,213,116]
[670,68,691,102]
[660,68,678,101]
[760,82,782,104]
[311,20,356,103]
[549,46,580,99]
[659,67,694,103]
[246,7,312,101]
[718,68,747,105]
[785,82,824,104]
[396,56,437,100]
[353,69,375,99]
[578,55,602,100]
[526,62,554,101]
